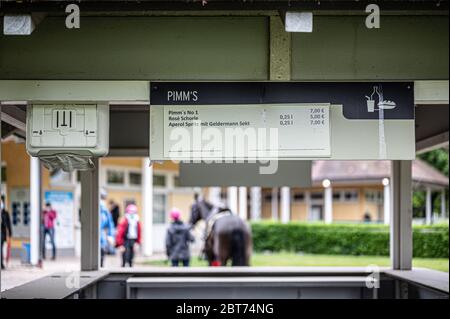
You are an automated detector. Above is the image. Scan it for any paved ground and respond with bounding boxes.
[0,253,167,292]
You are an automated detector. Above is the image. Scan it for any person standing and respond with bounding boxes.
[100,189,115,267]
[115,204,141,267]
[165,208,194,267]
[42,202,57,260]
[1,196,12,269]
[109,199,120,228]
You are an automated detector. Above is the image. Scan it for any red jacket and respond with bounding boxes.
[115,215,141,247]
[43,209,57,229]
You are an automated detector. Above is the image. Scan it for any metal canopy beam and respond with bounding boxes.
[2,80,447,104]
[414,81,449,105]
[1,80,449,156]
[0,81,149,102]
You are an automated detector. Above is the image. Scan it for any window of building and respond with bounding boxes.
[365,190,383,203]
[331,189,360,202]
[264,194,272,202]
[174,175,181,187]
[153,174,166,187]
[153,193,167,224]
[107,169,125,185]
[129,171,142,186]
[293,192,304,202]
[311,192,323,200]
[343,190,359,202]
[104,167,143,189]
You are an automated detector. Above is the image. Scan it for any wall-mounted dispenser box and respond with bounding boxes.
[26,103,109,170]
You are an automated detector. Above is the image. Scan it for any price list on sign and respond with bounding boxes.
[163,104,331,159]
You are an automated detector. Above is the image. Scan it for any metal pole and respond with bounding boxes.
[238,187,247,220]
[305,191,312,221]
[324,186,333,224]
[142,158,153,256]
[208,187,222,206]
[280,187,291,224]
[390,160,413,270]
[250,187,261,221]
[29,157,41,266]
[426,187,432,225]
[271,188,279,221]
[80,158,99,271]
[383,180,391,225]
[227,187,238,214]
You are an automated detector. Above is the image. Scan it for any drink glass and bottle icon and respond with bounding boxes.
[366,85,396,112]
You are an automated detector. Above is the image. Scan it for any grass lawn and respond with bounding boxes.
[142,252,449,272]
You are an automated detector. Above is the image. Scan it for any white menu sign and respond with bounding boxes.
[163,104,330,160]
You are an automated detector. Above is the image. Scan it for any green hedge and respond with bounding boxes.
[251,222,449,258]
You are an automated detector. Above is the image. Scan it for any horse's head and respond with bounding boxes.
[189,198,214,226]
[189,201,202,225]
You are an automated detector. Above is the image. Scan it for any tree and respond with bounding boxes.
[419,148,449,177]
[414,148,449,218]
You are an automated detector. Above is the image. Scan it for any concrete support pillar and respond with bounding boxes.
[250,187,262,221]
[425,187,433,225]
[390,160,413,270]
[323,180,333,224]
[280,187,291,224]
[227,187,238,214]
[208,187,222,206]
[238,187,247,220]
[271,188,279,221]
[80,158,100,271]
[441,189,447,219]
[383,178,391,225]
[142,158,153,256]
[29,156,41,266]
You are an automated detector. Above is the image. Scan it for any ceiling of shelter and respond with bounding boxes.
[0,0,448,13]
[415,105,449,142]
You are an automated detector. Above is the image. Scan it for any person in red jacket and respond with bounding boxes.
[42,202,57,260]
[115,204,141,267]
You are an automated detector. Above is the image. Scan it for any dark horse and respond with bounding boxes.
[190,198,252,266]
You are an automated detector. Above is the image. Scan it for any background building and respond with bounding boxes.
[2,137,448,256]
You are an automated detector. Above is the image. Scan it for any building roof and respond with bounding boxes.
[312,159,449,187]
